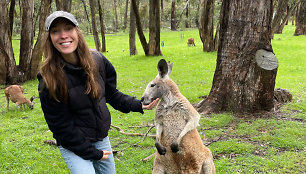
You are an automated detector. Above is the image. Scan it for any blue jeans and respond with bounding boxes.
[59,136,116,174]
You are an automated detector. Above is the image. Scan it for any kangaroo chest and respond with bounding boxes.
[155,106,188,145]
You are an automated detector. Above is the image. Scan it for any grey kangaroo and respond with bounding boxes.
[141,59,215,174]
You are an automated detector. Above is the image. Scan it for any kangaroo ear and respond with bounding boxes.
[157,59,168,78]
[167,61,173,76]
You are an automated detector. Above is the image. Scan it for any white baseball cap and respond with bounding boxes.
[45,11,78,31]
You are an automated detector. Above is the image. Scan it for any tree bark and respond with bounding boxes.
[97,0,106,52]
[123,0,129,31]
[0,1,18,84]
[294,0,306,35]
[56,0,72,12]
[9,0,15,38]
[28,0,51,79]
[89,0,101,52]
[81,0,92,34]
[170,0,176,31]
[148,0,162,56]
[197,0,278,114]
[185,0,189,28]
[129,0,138,55]
[176,0,190,28]
[199,0,215,52]
[277,0,300,34]
[112,0,118,32]
[19,0,34,81]
[271,0,289,37]
[131,0,149,55]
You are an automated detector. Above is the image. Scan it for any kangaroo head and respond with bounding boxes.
[141,59,173,105]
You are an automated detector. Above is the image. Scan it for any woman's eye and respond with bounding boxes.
[150,84,156,87]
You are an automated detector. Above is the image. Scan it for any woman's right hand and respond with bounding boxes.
[101,150,112,160]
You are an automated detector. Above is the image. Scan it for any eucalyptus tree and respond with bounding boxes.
[294,0,305,35]
[129,0,138,55]
[55,0,72,12]
[197,0,278,114]
[199,0,215,52]
[89,0,102,52]
[0,0,51,84]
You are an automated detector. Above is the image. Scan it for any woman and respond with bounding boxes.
[38,11,158,174]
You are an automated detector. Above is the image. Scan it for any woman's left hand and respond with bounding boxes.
[142,98,159,110]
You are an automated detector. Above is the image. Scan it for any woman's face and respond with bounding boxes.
[49,18,78,58]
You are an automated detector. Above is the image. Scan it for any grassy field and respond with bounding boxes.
[0,25,305,173]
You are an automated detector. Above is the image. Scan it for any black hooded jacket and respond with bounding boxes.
[38,51,143,160]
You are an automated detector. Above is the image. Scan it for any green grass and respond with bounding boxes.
[1,25,305,173]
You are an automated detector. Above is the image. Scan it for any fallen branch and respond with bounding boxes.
[113,125,155,154]
[142,152,155,161]
[111,124,156,138]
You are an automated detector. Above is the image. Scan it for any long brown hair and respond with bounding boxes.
[40,27,101,102]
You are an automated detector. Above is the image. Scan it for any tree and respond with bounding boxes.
[199,0,215,52]
[148,0,162,56]
[123,0,129,31]
[97,0,107,52]
[29,0,52,79]
[112,0,118,32]
[294,0,305,35]
[271,0,289,37]
[0,0,17,84]
[19,0,34,81]
[56,0,72,12]
[89,0,101,52]
[197,0,278,114]
[129,0,138,55]
[170,0,176,31]
[131,0,149,55]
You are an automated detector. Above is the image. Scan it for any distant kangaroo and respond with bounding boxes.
[5,85,34,111]
[141,59,215,174]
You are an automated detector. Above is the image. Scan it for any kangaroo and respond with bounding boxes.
[187,38,195,46]
[141,59,215,174]
[5,85,34,111]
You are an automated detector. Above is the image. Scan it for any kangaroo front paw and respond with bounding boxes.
[155,142,166,155]
[171,142,179,153]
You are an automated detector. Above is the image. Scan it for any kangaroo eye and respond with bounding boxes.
[150,84,156,87]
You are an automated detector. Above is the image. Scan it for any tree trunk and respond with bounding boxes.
[19,0,34,81]
[271,0,289,37]
[81,0,92,34]
[112,0,118,32]
[97,0,106,52]
[148,0,162,56]
[199,0,215,52]
[29,0,51,79]
[197,0,278,114]
[9,0,15,38]
[89,0,101,52]
[123,0,129,31]
[56,0,72,12]
[176,0,190,28]
[170,0,176,31]
[294,0,306,35]
[277,0,300,34]
[129,0,138,55]
[0,1,18,84]
[131,0,149,55]
[185,0,189,28]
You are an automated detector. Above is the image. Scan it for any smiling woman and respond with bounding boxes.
[37,11,156,174]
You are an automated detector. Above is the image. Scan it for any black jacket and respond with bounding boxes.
[38,51,143,160]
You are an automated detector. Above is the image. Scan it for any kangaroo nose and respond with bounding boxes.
[140,97,144,102]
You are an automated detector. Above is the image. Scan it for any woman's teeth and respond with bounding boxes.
[61,42,71,45]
